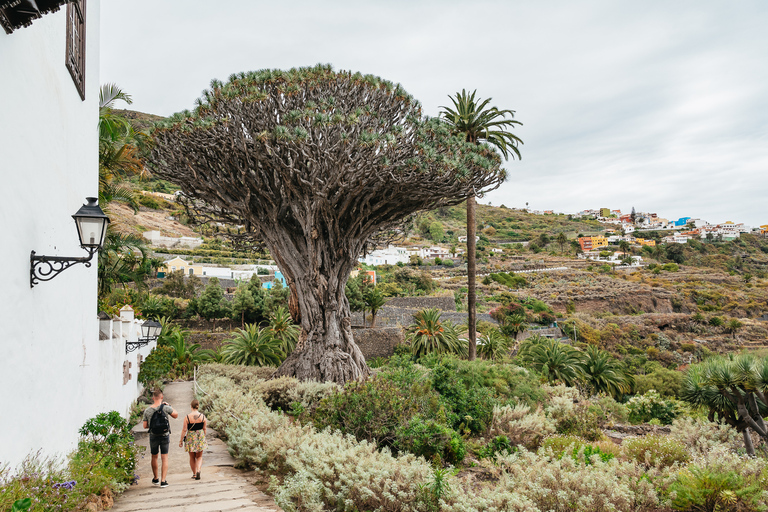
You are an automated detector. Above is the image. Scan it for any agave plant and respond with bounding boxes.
[518,336,583,387]
[580,345,633,397]
[267,306,300,356]
[221,323,284,367]
[406,308,466,360]
[476,328,510,361]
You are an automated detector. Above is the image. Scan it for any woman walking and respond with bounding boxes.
[179,399,208,480]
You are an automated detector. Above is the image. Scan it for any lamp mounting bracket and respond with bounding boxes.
[30,247,97,288]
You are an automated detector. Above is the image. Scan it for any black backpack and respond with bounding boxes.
[149,404,171,436]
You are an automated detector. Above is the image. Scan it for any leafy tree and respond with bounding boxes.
[345,275,368,324]
[406,308,466,360]
[157,270,200,299]
[148,66,505,384]
[429,221,444,242]
[221,324,284,367]
[681,354,768,456]
[231,283,256,327]
[579,345,633,398]
[665,243,686,264]
[440,89,522,362]
[518,337,583,387]
[198,277,228,328]
[268,306,300,356]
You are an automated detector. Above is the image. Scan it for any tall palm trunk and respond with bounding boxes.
[467,195,477,361]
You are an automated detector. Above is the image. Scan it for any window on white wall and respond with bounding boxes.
[65,0,86,100]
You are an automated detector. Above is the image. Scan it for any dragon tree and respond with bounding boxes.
[148,65,505,384]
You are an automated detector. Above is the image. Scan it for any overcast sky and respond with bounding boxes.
[100,1,768,227]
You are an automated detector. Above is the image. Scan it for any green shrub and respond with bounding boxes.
[313,377,421,447]
[670,465,766,511]
[394,416,466,464]
[626,389,679,425]
[0,413,144,512]
[634,367,684,398]
[137,345,174,388]
[430,361,496,434]
[623,435,689,468]
[478,436,516,460]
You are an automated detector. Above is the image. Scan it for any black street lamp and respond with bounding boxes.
[126,319,162,354]
[30,197,110,287]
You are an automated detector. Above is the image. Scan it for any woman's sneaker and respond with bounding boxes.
[152,478,160,486]
[160,481,169,488]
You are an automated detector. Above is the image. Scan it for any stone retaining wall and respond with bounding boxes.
[385,296,456,311]
[352,327,405,360]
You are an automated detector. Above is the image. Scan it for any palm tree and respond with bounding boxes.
[619,240,632,256]
[364,287,387,328]
[441,89,522,361]
[518,336,583,387]
[267,306,300,356]
[98,230,151,297]
[165,330,213,373]
[406,308,466,360]
[499,313,528,340]
[476,328,509,361]
[221,324,284,366]
[580,345,634,398]
[556,232,568,253]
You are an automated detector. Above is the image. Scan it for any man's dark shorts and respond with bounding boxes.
[149,434,170,455]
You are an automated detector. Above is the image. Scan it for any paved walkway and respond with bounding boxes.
[112,381,280,512]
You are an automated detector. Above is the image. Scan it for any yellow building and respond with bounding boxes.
[599,208,611,217]
[591,235,608,249]
[635,238,656,247]
[158,257,203,277]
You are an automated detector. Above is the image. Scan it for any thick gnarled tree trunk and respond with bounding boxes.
[266,225,368,383]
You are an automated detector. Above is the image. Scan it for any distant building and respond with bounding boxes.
[263,270,288,289]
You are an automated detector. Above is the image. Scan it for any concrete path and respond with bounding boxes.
[112,381,280,512]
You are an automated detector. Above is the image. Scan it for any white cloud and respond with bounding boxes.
[101,0,768,226]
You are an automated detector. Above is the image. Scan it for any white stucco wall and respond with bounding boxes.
[0,1,146,469]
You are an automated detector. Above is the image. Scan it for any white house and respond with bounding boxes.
[1,0,149,469]
[358,244,410,266]
[418,245,451,260]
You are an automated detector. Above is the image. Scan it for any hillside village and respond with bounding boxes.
[4,3,768,511]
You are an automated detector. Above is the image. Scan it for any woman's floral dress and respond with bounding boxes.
[184,414,208,453]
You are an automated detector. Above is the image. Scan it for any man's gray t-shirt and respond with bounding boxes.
[143,404,174,436]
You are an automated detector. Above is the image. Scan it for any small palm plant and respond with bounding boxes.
[365,287,387,328]
[268,306,300,356]
[406,308,466,360]
[518,336,583,387]
[222,323,284,366]
[476,328,510,361]
[166,331,213,374]
[499,313,528,339]
[580,345,633,397]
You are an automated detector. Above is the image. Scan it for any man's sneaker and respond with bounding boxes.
[160,481,169,488]
[152,478,160,486]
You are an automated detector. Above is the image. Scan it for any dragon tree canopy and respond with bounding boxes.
[148,64,507,384]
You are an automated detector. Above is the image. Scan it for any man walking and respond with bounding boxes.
[142,389,179,487]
